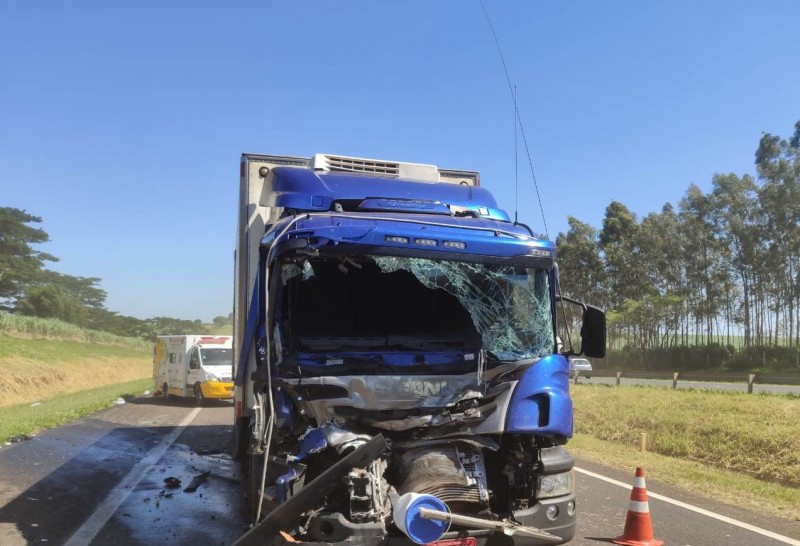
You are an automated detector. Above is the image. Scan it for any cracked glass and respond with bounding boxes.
[374,257,554,360]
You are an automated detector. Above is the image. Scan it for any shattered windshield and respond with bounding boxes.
[373,257,554,360]
[282,255,554,362]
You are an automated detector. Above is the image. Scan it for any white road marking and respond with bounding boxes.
[576,467,800,546]
[64,407,202,546]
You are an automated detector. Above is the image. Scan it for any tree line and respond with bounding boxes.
[557,120,800,371]
[0,207,230,340]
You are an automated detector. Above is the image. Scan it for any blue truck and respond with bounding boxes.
[231,153,605,546]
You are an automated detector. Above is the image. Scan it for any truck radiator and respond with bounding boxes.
[396,445,489,508]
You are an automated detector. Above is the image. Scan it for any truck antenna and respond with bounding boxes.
[514,84,519,224]
[479,0,550,238]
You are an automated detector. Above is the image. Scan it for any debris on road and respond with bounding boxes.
[184,470,211,493]
[163,476,181,489]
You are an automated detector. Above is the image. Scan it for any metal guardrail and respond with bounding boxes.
[584,370,800,392]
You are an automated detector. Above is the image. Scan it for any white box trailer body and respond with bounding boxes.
[153,335,234,402]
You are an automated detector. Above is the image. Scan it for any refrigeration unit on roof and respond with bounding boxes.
[311,153,442,183]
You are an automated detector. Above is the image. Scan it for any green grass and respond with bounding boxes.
[0,312,149,350]
[0,335,148,361]
[572,384,800,486]
[0,378,152,443]
[568,434,800,522]
[571,384,800,521]
[0,334,152,407]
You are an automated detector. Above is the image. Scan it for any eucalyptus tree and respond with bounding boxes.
[598,201,653,348]
[599,201,650,306]
[555,217,606,345]
[555,216,605,305]
[635,204,687,348]
[755,121,800,346]
[679,184,730,345]
[709,173,761,347]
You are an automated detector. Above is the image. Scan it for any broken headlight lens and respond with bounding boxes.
[536,469,575,499]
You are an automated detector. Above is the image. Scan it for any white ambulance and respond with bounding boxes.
[153,335,234,404]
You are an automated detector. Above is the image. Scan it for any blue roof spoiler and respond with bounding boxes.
[264,167,510,222]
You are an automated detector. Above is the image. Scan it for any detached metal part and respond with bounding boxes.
[232,434,386,546]
[418,508,562,543]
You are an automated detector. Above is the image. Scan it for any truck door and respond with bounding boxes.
[188,347,201,387]
[166,351,180,388]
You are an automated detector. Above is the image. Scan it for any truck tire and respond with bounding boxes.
[231,416,250,462]
[193,383,205,406]
[248,451,265,523]
[162,383,171,403]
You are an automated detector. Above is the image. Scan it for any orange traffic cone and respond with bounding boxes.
[613,467,663,546]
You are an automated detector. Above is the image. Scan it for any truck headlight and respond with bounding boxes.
[206,373,219,382]
[537,469,575,499]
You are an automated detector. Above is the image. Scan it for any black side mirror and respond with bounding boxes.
[556,296,607,358]
[580,305,606,358]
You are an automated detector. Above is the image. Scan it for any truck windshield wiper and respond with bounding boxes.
[386,336,465,351]
[287,355,399,377]
[385,335,455,351]
[299,336,386,351]
[299,335,465,352]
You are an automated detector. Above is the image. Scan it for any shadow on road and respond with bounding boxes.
[0,420,244,545]
[128,395,233,409]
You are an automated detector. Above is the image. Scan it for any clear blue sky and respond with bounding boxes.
[2,1,799,321]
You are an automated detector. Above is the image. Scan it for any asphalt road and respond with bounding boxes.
[0,397,249,545]
[1,396,798,545]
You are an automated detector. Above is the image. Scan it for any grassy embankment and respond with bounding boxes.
[0,313,153,442]
[571,383,800,521]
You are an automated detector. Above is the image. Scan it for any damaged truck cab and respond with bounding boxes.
[232,154,605,546]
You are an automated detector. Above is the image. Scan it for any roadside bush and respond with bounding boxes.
[0,312,149,351]
[598,344,800,372]
[601,344,732,371]
[727,346,800,372]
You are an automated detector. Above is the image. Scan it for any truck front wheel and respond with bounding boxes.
[248,450,265,523]
[193,383,205,406]
[231,416,250,462]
